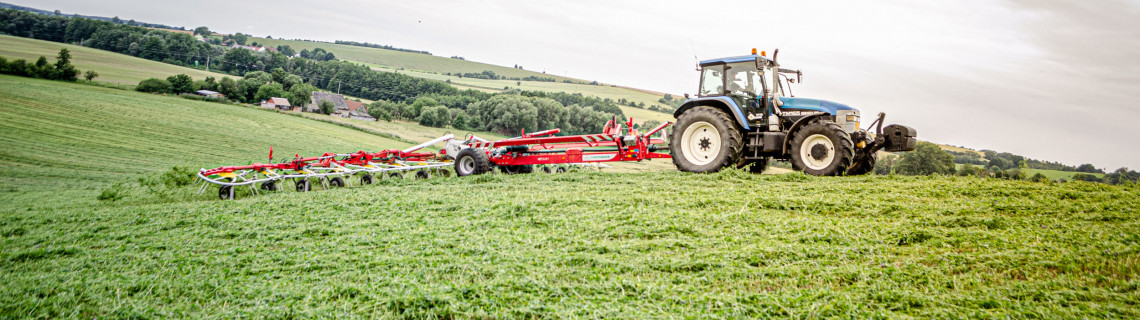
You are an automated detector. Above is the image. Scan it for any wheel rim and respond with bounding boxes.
[800,134,836,170]
[680,121,721,166]
[458,156,475,175]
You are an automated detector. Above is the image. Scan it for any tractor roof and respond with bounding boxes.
[699,54,771,67]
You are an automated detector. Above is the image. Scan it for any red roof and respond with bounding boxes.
[268,97,291,106]
[346,100,365,112]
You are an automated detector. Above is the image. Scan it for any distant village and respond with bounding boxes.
[193,89,376,121]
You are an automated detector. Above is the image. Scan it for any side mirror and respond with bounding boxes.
[798,71,803,83]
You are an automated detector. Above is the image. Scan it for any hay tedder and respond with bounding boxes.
[197,117,672,199]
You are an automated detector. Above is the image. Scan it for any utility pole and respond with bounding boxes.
[206,56,210,72]
[337,81,341,94]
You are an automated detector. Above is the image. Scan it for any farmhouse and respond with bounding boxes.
[260,97,293,111]
[306,91,348,113]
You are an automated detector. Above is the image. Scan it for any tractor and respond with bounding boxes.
[670,49,917,175]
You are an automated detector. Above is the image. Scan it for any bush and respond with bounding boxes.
[83,70,99,81]
[417,105,451,127]
[136,78,173,94]
[166,74,194,94]
[319,100,335,115]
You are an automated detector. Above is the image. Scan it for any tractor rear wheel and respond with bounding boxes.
[670,106,742,173]
[455,148,491,176]
[789,119,854,176]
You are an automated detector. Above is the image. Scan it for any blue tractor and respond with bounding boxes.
[670,49,917,175]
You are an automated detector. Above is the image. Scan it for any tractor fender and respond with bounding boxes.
[781,113,830,154]
[674,97,750,130]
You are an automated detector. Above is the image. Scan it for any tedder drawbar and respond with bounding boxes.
[197,117,673,199]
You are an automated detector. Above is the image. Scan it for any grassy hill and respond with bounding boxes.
[0,75,408,208]
[0,35,234,85]
[250,37,677,123]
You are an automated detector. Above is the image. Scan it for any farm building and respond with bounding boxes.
[345,100,376,121]
[260,97,293,111]
[194,90,224,98]
[306,91,348,114]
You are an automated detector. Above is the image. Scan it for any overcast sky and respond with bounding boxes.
[16,0,1140,170]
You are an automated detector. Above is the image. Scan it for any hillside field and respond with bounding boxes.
[1,76,1139,318]
[0,35,234,85]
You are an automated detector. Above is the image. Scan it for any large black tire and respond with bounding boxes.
[741,157,770,174]
[847,151,878,176]
[454,148,491,176]
[329,177,345,187]
[670,106,743,173]
[500,165,534,174]
[789,119,854,176]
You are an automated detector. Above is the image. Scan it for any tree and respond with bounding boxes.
[287,83,317,108]
[140,35,166,60]
[452,111,470,129]
[136,78,172,94]
[318,100,335,115]
[53,48,78,81]
[417,106,452,127]
[166,74,194,94]
[410,97,439,118]
[1076,163,1102,174]
[83,70,98,81]
[277,45,295,57]
[894,142,955,175]
[218,77,241,100]
[254,83,288,102]
[231,33,248,45]
[874,154,899,175]
[193,26,211,36]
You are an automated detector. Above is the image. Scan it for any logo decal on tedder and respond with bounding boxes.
[582,153,617,161]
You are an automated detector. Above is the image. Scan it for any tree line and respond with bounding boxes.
[0,48,82,81]
[876,141,1138,185]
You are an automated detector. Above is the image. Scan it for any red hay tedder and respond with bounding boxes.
[197,117,672,199]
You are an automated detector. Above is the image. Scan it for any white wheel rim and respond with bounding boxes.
[800,134,835,170]
[458,156,475,174]
[680,121,721,166]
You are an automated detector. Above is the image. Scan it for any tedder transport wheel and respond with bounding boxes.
[670,106,742,173]
[415,170,431,179]
[260,181,277,191]
[296,179,311,192]
[218,185,234,200]
[360,174,374,185]
[329,177,345,188]
[789,119,854,176]
[555,166,567,173]
[499,165,534,174]
[455,148,491,176]
[540,166,553,174]
[388,172,404,180]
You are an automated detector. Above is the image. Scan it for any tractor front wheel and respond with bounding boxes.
[670,106,742,173]
[789,119,854,176]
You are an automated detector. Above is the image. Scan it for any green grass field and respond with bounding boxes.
[0,35,234,85]
[3,75,1140,318]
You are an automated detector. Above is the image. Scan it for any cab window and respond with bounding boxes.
[699,66,724,96]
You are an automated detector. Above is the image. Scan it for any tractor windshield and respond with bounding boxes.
[725,62,764,97]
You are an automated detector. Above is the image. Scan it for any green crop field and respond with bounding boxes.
[2,76,1139,318]
[0,35,234,85]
